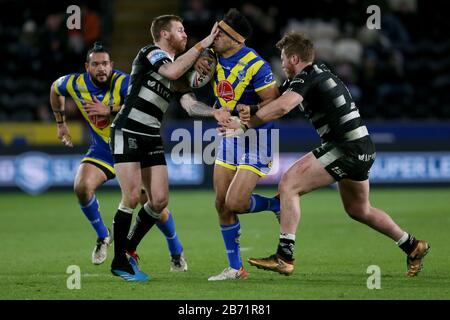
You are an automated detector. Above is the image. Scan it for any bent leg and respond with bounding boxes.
[278,152,335,235]
[338,179,404,241]
[277,152,334,261]
[225,168,260,213]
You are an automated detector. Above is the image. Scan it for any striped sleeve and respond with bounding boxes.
[252,61,277,92]
[289,71,316,97]
[146,48,172,71]
[53,75,72,96]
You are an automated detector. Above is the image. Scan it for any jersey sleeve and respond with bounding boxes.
[53,75,71,96]
[288,71,316,97]
[252,61,277,92]
[120,74,130,102]
[145,48,172,71]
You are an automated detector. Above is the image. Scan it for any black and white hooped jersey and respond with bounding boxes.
[288,63,368,144]
[112,45,174,135]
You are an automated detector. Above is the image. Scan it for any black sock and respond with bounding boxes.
[276,238,295,262]
[126,206,159,252]
[112,209,133,273]
[399,234,418,255]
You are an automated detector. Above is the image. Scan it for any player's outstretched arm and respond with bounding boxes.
[158,22,218,80]
[238,83,280,123]
[246,91,304,128]
[179,92,230,121]
[50,82,73,147]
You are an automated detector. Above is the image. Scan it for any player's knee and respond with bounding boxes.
[344,203,371,220]
[151,195,168,212]
[215,197,226,214]
[73,180,94,202]
[279,174,304,196]
[121,194,141,209]
[225,196,248,213]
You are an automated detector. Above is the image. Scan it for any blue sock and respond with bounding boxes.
[221,221,242,270]
[156,212,183,256]
[80,195,108,239]
[248,194,280,213]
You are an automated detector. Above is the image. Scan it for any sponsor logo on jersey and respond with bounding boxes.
[147,49,168,65]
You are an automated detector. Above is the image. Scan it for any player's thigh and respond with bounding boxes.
[213,164,236,205]
[74,162,108,191]
[279,152,335,196]
[226,168,260,205]
[114,162,142,201]
[141,165,169,205]
[337,179,370,211]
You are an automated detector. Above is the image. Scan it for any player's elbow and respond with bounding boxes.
[50,82,57,95]
[159,65,183,81]
[166,71,182,81]
[179,94,195,116]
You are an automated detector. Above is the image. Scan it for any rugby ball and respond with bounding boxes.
[187,49,217,88]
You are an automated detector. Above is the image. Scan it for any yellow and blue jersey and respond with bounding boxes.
[213,46,276,129]
[53,70,129,176]
[213,47,277,176]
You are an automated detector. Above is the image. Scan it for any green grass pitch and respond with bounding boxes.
[0,188,449,300]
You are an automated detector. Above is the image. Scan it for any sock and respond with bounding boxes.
[80,195,108,239]
[112,204,134,272]
[247,194,280,213]
[221,221,242,270]
[126,203,160,252]
[156,211,183,256]
[397,232,417,255]
[277,233,296,262]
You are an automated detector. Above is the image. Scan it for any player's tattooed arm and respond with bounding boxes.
[180,93,230,121]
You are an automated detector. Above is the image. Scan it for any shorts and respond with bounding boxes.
[110,128,166,168]
[313,136,376,181]
[81,139,115,180]
[215,128,273,176]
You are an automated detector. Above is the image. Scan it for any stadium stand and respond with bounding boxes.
[0,0,449,125]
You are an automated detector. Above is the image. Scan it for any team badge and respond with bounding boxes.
[217,80,235,101]
[237,70,246,81]
[89,115,110,129]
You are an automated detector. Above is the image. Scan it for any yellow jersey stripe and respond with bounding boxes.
[103,72,118,106]
[214,63,228,107]
[53,81,61,95]
[82,157,115,174]
[229,60,265,110]
[215,159,237,171]
[112,75,125,106]
[227,51,257,84]
[237,164,267,176]
[215,52,261,110]
[67,75,110,143]
[255,81,277,92]
[76,75,92,104]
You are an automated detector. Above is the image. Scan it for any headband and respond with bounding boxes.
[218,20,246,44]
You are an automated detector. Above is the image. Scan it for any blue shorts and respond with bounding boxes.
[82,138,115,180]
[215,128,274,176]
